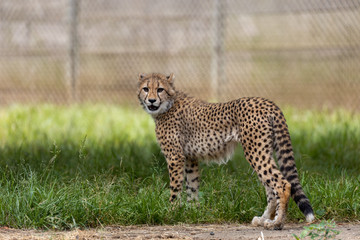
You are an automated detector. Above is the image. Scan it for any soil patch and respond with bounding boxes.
[0,223,359,240]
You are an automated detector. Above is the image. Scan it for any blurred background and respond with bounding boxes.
[1,0,359,109]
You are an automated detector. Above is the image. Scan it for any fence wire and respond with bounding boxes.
[0,0,360,110]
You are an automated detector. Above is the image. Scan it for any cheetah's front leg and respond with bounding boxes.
[166,154,186,203]
[185,159,200,202]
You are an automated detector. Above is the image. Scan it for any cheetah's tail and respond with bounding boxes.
[272,114,315,223]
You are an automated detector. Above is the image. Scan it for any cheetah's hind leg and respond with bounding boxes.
[252,185,277,227]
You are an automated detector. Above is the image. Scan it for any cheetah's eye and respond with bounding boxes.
[143,87,149,92]
[157,88,164,93]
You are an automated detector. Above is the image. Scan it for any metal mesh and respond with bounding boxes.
[1,0,360,109]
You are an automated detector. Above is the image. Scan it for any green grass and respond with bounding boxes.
[0,105,359,229]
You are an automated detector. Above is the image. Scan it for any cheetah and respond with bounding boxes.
[138,73,314,230]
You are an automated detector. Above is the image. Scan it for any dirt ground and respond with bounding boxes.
[0,223,359,240]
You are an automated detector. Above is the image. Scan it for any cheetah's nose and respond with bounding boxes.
[149,99,156,104]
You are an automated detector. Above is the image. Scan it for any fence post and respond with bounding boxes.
[211,0,226,101]
[67,0,80,102]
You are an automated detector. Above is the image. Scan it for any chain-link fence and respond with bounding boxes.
[1,0,360,109]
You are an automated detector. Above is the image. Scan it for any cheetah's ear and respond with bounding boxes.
[166,73,175,83]
[138,73,146,81]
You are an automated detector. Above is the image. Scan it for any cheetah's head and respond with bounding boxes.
[138,73,176,116]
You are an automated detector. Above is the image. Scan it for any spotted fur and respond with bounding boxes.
[138,73,314,230]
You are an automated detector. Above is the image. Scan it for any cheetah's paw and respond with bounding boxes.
[251,216,265,227]
[263,219,283,230]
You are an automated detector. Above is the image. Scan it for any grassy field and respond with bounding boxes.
[0,105,359,230]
